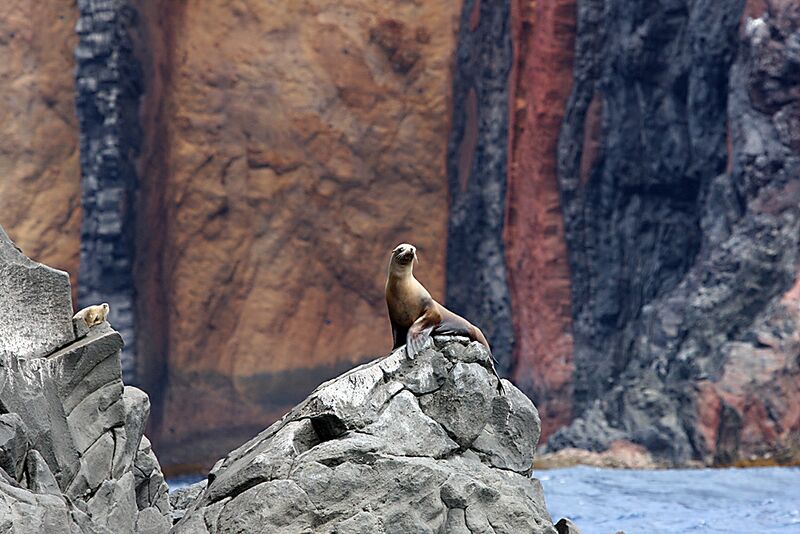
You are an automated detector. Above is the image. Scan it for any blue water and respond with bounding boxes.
[540,466,800,534]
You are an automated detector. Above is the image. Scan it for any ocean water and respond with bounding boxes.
[540,466,800,534]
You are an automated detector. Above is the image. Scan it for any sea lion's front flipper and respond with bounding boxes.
[406,308,439,360]
[391,322,408,351]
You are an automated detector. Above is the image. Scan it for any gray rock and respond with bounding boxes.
[0,413,29,481]
[133,436,170,514]
[136,506,171,534]
[88,472,137,534]
[175,339,557,533]
[169,479,207,523]
[360,390,459,458]
[73,316,91,340]
[0,223,172,532]
[114,386,150,478]
[419,362,496,447]
[0,226,75,360]
[555,517,582,534]
[0,477,74,534]
[471,382,540,473]
[25,449,60,496]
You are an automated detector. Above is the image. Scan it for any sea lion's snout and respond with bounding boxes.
[393,243,417,265]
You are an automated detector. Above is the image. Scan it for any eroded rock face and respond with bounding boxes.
[549,1,800,464]
[134,0,461,470]
[506,0,578,440]
[75,0,145,381]
[0,1,82,293]
[446,0,515,375]
[0,224,170,533]
[174,338,556,534]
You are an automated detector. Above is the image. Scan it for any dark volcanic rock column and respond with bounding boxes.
[557,0,742,418]
[75,0,144,381]
[506,0,577,439]
[447,0,515,374]
[550,0,800,464]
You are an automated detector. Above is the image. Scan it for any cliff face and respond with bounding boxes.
[506,0,577,439]
[549,0,800,464]
[133,0,461,470]
[0,0,797,471]
[0,1,81,293]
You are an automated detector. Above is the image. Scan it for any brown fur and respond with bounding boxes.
[73,303,110,327]
[385,243,503,393]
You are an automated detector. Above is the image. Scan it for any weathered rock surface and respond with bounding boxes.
[0,226,75,360]
[549,0,800,464]
[446,0,515,376]
[174,337,557,534]
[506,0,578,439]
[0,1,82,294]
[0,225,171,533]
[75,0,145,381]
[131,0,461,470]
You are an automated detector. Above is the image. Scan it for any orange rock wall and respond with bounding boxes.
[506,0,577,439]
[0,2,81,294]
[134,0,461,470]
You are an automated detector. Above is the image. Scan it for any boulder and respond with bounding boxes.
[169,479,207,524]
[555,518,583,534]
[174,337,558,534]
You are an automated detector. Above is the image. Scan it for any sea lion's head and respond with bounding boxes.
[391,243,418,268]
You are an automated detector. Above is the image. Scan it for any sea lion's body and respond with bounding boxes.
[73,303,110,327]
[385,244,503,392]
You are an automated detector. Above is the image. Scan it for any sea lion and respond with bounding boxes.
[73,303,110,327]
[385,243,504,393]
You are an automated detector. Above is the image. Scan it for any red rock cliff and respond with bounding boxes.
[506,0,577,440]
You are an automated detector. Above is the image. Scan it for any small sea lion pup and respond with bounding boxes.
[385,243,504,393]
[73,303,110,327]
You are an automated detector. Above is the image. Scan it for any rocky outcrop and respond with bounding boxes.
[133,0,461,471]
[548,0,800,464]
[173,337,557,534]
[0,226,170,533]
[0,1,82,293]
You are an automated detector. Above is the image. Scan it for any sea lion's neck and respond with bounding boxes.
[388,263,414,282]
